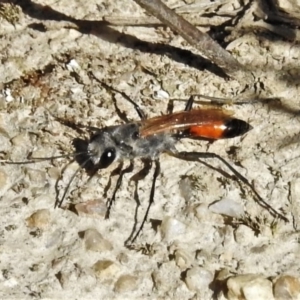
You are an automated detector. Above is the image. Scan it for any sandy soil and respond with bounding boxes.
[0,0,300,299]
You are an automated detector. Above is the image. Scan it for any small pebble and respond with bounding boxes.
[47,167,61,180]
[3,88,14,102]
[243,277,274,300]
[66,59,81,71]
[153,89,169,100]
[194,203,207,219]
[93,260,120,280]
[45,229,62,248]
[75,200,107,218]
[152,262,180,292]
[209,198,244,218]
[185,266,214,292]
[51,257,65,270]
[114,275,138,293]
[195,249,211,265]
[160,217,187,242]
[215,268,232,281]
[174,249,193,269]
[179,176,193,201]
[84,228,113,252]
[234,225,255,244]
[25,168,46,185]
[26,209,50,229]
[10,133,29,146]
[117,253,129,265]
[273,275,300,300]
[227,274,274,300]
[194,204,223,224]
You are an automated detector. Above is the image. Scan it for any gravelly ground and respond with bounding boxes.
[0,0,300,299]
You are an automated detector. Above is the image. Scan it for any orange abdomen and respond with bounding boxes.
[188,119,252,139]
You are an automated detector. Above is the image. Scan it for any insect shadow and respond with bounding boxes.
[4,83,288,244]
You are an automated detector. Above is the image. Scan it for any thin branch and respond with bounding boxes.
[103,15,230,27]
[133,0,253,84]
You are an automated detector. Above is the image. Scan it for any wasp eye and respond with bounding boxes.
[100,148,116,168]
[132,130,139,140]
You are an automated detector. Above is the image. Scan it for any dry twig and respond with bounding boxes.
[133,0,253,84]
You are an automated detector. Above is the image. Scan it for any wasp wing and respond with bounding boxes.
[140,109,251,139]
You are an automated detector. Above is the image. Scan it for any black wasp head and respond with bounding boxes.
[87,131,117,169]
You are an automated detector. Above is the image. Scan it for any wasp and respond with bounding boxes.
[4,83,287,243]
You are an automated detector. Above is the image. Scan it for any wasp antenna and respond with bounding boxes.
[2,152,86,165]
[55,157,91,208]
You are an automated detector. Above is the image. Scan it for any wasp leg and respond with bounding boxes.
[105,160,134,219]
[110,87,146,120]
[130,159,161,243]
[95,80,147,120]
[125,159,153,245]
[183,94,231,111]
[173,151,288,222]
[167,99,174,114]
[184,95,195,111]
